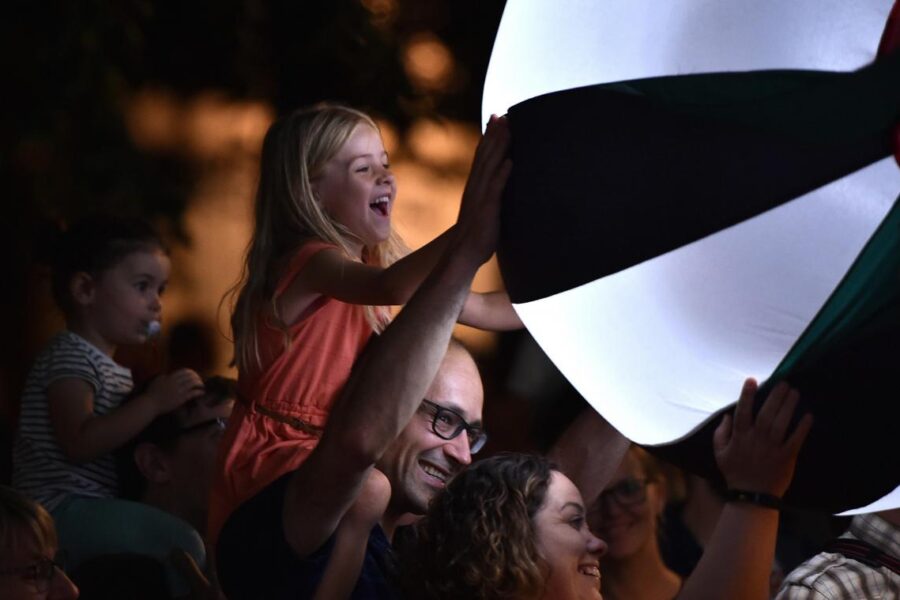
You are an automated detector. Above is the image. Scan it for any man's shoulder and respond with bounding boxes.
[777,550,857,598]
[777,543,900,599]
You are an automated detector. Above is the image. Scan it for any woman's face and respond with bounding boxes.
[533,471,607,600]
[588,450,664,561]
[0,536,78,600]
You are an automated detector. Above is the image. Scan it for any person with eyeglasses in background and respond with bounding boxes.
[587,445,683,600]
[546,380,813,600]
[120,376,236,539]
[577,445,790,598]
[72,376,238,599]
[0,485,79,600]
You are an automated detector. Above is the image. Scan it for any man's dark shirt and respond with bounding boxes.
[217,474,399,599]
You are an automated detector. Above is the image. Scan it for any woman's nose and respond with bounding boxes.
[588,532,608,557]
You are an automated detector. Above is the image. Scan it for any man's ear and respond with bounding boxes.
[134,443,172,484]
[69,271,95,307]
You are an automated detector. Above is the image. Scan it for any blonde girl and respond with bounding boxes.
[209,104,520,543]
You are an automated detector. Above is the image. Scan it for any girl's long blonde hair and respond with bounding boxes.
[228,103,406,374]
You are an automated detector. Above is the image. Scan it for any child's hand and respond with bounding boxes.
[147,368,206,414]
[713,379,813,498]
[456,114,512,264]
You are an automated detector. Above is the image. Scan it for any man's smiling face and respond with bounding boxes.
[376,344,484,516]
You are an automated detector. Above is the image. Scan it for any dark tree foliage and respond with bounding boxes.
[3,0,505,226]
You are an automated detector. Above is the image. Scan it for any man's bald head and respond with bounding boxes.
[376,340,485,516]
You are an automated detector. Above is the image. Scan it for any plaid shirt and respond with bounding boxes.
[776,513,900,599]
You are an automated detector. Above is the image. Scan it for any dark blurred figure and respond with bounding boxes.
[71,554,169,600]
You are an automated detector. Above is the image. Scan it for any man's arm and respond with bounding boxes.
[282,115,512,558]
[677,379,813,600]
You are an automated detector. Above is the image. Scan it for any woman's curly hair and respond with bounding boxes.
[399,453,554,599]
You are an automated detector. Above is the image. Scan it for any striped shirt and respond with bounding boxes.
[12,331,133,511]
[776,513,900,599]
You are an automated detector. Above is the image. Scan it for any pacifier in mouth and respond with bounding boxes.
[144,320,162,338]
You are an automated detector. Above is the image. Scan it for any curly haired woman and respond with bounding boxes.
[401,453,602,600]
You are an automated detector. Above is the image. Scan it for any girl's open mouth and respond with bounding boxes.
[370,196,390,216]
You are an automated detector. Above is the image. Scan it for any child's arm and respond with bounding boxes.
[458,291,523,331]
[49,368,204,463]
[312,469,391,600]
[281,227,456,315]
[282,235,523,331]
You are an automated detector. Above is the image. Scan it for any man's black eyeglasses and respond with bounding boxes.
[159,416,227,442]
[421,399,487,454]
[176,416,227,437]
[0,556,63,592]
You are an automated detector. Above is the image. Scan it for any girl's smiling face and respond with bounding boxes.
[533,471,607,600]
[313,124,396,256]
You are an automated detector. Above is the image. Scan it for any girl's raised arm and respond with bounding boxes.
[282,236,522,332]
[287,226,457,311]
